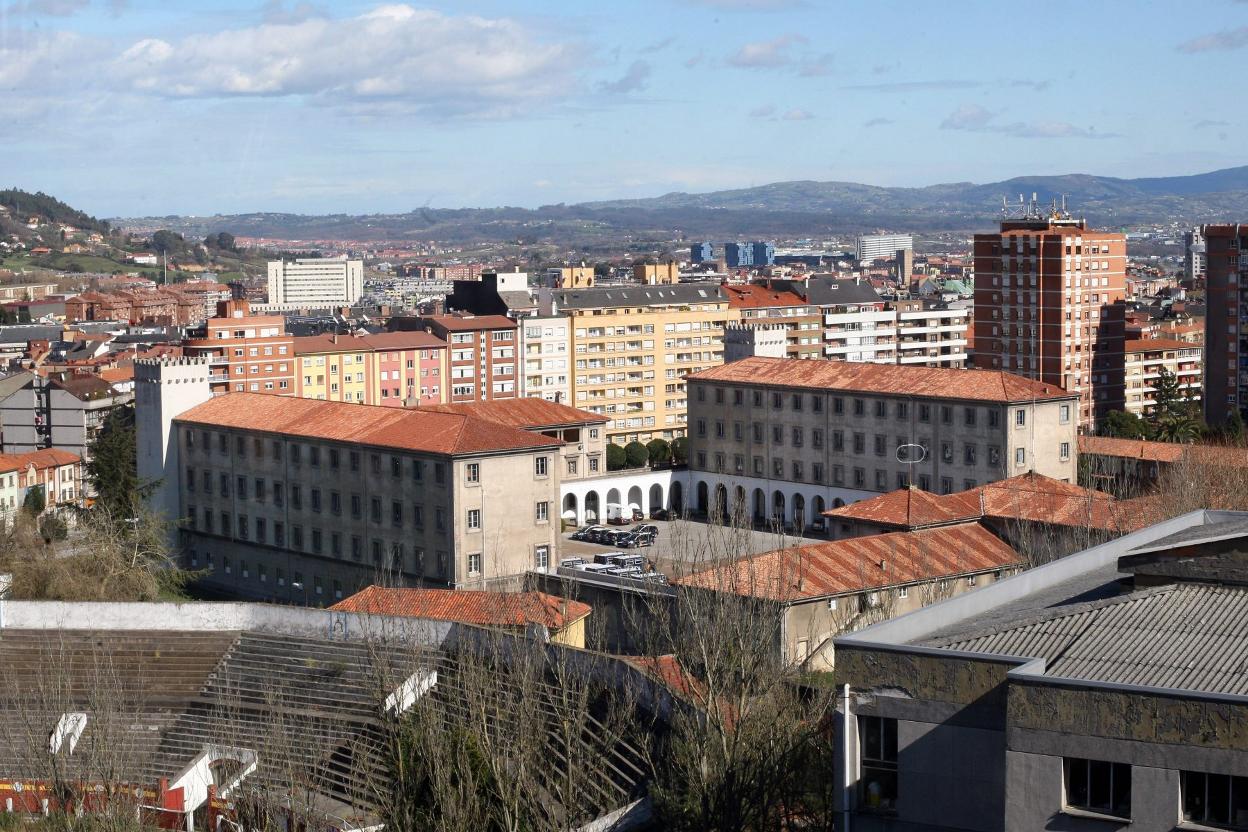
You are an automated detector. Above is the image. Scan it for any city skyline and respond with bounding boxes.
[2,0,1246,217]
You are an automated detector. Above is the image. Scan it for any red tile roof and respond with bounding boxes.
[723,283,809,310]
[292,331,447,355]
[824,472,1138,532]
[1077,435,1248,468]
[675,523,1020,603]
[421,398,607,428]
[425,314,517,332]
[0,448,80,472]
[175,393,560,456]
[689,357,1074,403]
[330,585,591,630]
[1124,338,1202,352]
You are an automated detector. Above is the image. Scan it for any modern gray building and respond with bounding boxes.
[856,233,913,263]
[0,371,132,464]
[833,509,1248,831]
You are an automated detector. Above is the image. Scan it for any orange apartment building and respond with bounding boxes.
[181,301,295,396]
[1201,224,1248,425]
[292,331,448,406]
[418,314,518,403]
[973,215,1127,429]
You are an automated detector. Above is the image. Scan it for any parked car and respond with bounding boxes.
[587,527,615,544]
[616,533,642,549]
[649,508,669,521]
[570,525,601,541]
[559,557,585,568]
[631,507,644,521]
[609,553,646,569]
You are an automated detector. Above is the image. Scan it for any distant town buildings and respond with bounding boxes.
[266,257,364,307]
[973,214,1127,429]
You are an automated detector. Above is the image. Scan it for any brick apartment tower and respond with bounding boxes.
[1202,224,1248,425]
[973,214,1126,430]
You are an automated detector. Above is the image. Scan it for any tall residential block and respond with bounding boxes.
[293,331,447,406]
[422,314,519,403]
[1202,223,1248,424]
[266,257,364,307]
[1184,227,1207,283]
[691,242,714,263]
[856,233,913,263]
[973,216,1126,429]
[182,300,296,396]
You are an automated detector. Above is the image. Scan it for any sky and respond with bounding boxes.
[1,0,1246,217]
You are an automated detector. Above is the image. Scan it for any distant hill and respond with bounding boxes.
[0,189,111,234]
[114,166,1248,244]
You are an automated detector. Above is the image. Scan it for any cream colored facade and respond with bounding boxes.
[1124,339,1203,418]
[176,423,561,602]
[554,284,740,444]
[266,257,364,306]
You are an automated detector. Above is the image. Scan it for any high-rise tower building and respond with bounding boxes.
[266,257,364,307]
[972,212,1126,430]
[1201,224,1248,425]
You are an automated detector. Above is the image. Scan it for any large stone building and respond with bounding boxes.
[684,357,1079,531]
[150,389,561,601]
[973,214,1127,429]
[265,257,364,307]
[832,509,1248,831]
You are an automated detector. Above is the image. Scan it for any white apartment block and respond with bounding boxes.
[520,315,572,403]
[1123,338,1203,418]
[266,257,365,307]
[856,233,913,263]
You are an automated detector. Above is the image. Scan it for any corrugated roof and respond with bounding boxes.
[936,584,1248,696]
[175,393,559,456]
[553,283,727,309]
[421,398,607,427]
[675,524,1020,603]
[331,586,591,630]
[690,357,1074,403]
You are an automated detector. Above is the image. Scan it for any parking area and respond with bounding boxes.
[559,517,820,578]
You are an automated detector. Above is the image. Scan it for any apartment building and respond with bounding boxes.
[724,283,823,359]
[169,393,561,601]
[1184,227,1207,282]
[856,233,912,263]
[0,371,132,464]
[1201,223,1248,425]
[892,299,969,367]
[0,447,82,509]
[1123,337,1203,418]
[552,283,736,444]
[266,257,364,307]
[685,357,1079,530]
[973,215,1127,429]
[181,301,295,396]
[833,510,1248,831]
[545,266,595,289]
[419,314,518,403]
[293,331,447,406]
[519,314,572,403]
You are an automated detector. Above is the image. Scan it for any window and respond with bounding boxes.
[535,501,548,522]
[853,398,864,416]
[1181,770,1248,829]
[370,497,381,523]
[1059,403,1071,424]
[988,410,1001,429]
[1064,758,1130,820]
[466,463,480,483]
[858,716,897,812]
[535,545,550,570]
[1015,448,1026,466]
[918,404,931,423]
[1015,408,1026,427]
[964,407,976,427]
[392,501,403,526]
[468,552,482,575]
[467,508,482,530]
[1059,442,1070,460]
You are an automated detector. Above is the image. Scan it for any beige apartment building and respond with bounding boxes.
[1123,337,1203,418]
[172,393,561,603]
[684,356,1079,531]
[552,283,739,444]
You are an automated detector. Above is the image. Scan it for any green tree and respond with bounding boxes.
[150,229,185,256]
[624,441,649,468]
[86,404,154,518]
[1100,410,1149,440]
[646,438,672,466]
[1222,410,1246,444]
[1152,411,1202,444]
[22,485,45,517]
[671,436,689,465]
[606,443,627,471]
[1147,367,1200,443]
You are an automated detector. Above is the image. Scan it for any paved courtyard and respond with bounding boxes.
[558,517,821,578]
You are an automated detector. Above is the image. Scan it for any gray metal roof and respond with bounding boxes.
[804,275,884,305]
[935,583,1248,695]
[553,283,726,309]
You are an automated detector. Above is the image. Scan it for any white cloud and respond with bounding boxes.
[108,4,582,118]
[727,33,805,68]
[1177,26,1248,52]
[600,60,651,94]
[782,108,813,121]
[940,104,1118,139]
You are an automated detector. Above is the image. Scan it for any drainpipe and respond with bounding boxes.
[840,683,853,832]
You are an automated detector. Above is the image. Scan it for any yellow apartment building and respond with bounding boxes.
[293,331,449,407]
[551,283,739,444]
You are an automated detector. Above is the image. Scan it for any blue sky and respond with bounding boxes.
[1,0,1245,217]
